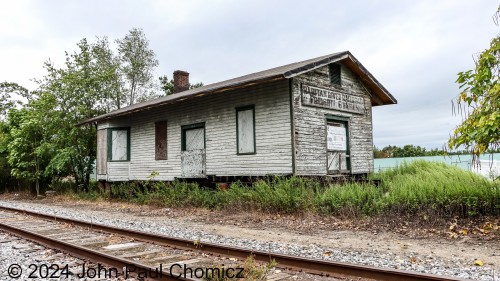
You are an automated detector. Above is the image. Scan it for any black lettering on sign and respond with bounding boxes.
[301,84,365,114]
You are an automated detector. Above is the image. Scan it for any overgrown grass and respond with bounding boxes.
[67,161,500,218]
[220,176,318,213]
[376,161,499,216]
[52,180,103,201]
[316,183,382,216]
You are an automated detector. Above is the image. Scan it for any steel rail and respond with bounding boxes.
[0,221,191,281]
[0,205,467,281]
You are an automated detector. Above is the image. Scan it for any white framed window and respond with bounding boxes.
[108,128,130,161]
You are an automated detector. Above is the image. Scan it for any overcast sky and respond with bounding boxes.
[1,1,498,149]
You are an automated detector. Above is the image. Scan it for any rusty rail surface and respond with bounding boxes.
[0,221,191,280]
[0,205,467,281]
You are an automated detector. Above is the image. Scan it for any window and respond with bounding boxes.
[236,105,255,154]
[181,123,205,151]
[107,128,130,161]
[155,121,168,160]
[329,63,341,86]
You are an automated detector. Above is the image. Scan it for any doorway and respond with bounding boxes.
[181,123,206,177]
[326,119,350,174]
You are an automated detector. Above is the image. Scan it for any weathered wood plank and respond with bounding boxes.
[105,79,293,181]
[96,129,107,175]
[292,63,374,175]
[155,121,168,160]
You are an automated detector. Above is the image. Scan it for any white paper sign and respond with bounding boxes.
[327,126,346,151]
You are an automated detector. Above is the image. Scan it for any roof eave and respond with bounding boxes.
[283,53,350,78]
[77,75,286,126]
[344,52,397,106]
[78,51,397,126]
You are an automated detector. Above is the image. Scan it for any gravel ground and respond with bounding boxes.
[0,231,135,281]
[0,200,498,281]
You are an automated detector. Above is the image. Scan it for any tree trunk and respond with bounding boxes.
[35,179,40,197]
[85,172,90,191]
[129,77,136,105]
[35,155,40,196]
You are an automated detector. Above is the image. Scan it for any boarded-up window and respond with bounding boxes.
[236,105,255,154]
[108,128,130,161]
[329,63,341,85]
[97,129,107,174]
[155,121,168,160]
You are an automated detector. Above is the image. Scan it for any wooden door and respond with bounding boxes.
[326,121,350,174]
[181,125,206,177]
[96,129,107,175]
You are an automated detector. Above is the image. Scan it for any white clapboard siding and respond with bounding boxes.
[98,79,293,181]
[292,64,374,175]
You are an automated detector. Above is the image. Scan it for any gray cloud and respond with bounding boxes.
[1,0,498,149]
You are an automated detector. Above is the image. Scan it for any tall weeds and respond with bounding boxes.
[75,161,499,218]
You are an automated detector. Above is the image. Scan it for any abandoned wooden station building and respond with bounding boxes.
[80,51,397,183]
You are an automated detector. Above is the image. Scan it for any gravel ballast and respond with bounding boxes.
[0,231,134,281]
[0,200,497,281]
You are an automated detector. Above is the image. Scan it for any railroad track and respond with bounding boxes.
[0,205,467,281]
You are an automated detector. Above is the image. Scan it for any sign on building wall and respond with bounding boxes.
[301,84,365,114]
[327,125,347,151]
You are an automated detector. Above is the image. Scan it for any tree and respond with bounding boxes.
[1,29,166,194]
[91,37,124,111]
[373,146,384,158]
[3,38,120,193]
[158,75,174,95]
[0,82,26,120]
[7,101,55,196]
[158,75,204,95]
[116,28,159,105]
[449,7,500,157]
[374,144,450,158]
[0,83,32,192]
[0,118,15,192]
[37,38,110,190]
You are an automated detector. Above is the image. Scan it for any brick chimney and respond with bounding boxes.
[173,70,189,93]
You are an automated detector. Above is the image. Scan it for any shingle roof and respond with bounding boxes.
[79,51,396,125]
